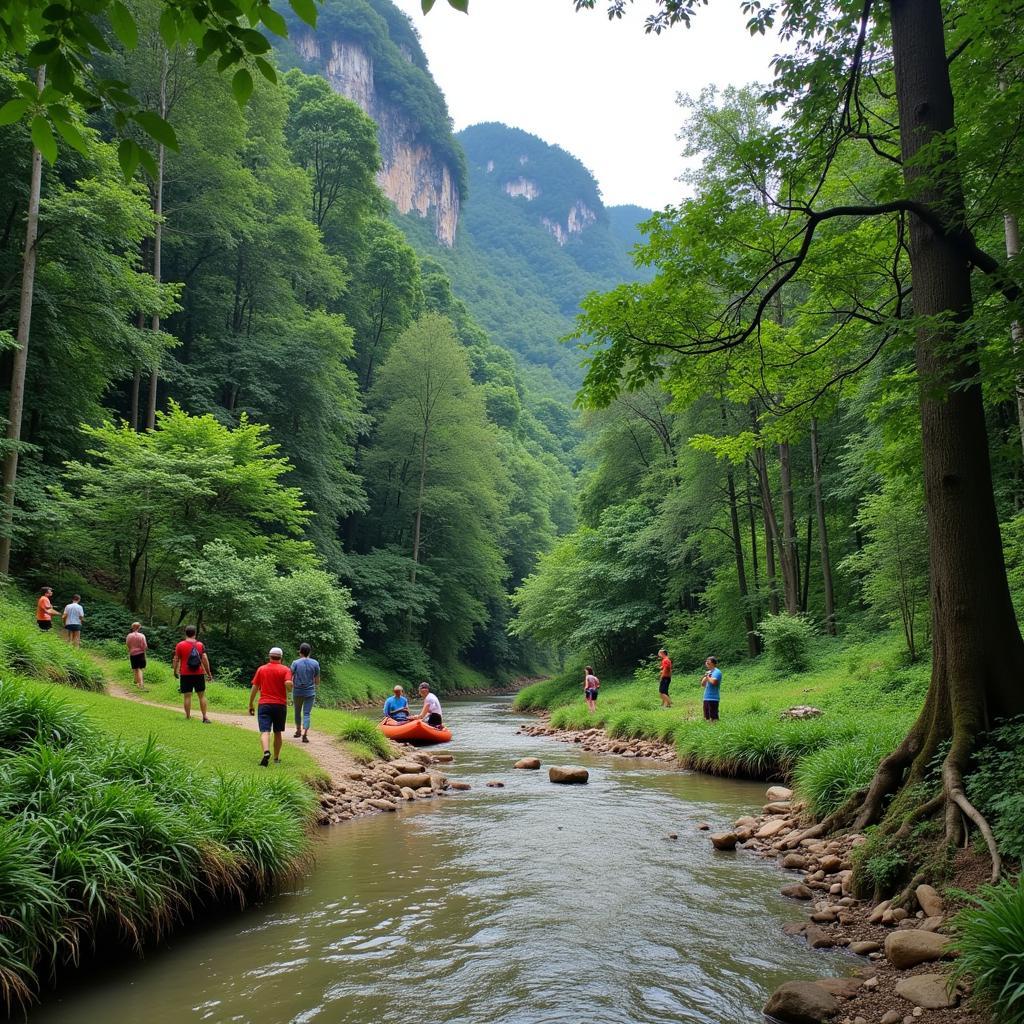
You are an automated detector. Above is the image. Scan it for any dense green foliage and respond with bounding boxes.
[951,878,1024,1024]
[967,719,1024,861]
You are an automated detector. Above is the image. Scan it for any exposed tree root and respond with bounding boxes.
[944,764,1001,883]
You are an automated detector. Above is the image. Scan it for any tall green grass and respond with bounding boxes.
[335,713,396,762]
[0,606,103,690]
[0,677,315,1013]
[951,877,1024,1024]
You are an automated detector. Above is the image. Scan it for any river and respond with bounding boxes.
[31,697,848,1024]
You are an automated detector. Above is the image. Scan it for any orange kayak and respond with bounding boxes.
[379,717,452,745]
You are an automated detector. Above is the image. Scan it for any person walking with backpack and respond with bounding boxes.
[172,625,213,723]
[290,642,320,743]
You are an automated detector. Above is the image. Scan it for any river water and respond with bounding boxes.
[31,698,847,1024]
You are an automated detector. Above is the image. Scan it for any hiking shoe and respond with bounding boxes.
[260,751,271,767]
[293,730,302,738]
[302,734,310,743]
[202,718,211,724]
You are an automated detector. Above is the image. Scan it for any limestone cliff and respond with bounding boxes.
[294,32,460,247]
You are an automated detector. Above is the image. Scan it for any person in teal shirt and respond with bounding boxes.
[701,657,722,722]
[383,685,409,721]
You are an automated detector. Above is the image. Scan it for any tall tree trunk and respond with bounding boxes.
[727,461,759,656]
[838,0,1024,886]
[407,432,428,636]
[810,418,837,634]
[754,446,781,615]
[145,49,168,431]
[0,67,46,577]
[777,441,801,613]
[801,510,813,612]
[745,459,761,616]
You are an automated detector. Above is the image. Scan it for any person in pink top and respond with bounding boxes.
[125,622,148,690]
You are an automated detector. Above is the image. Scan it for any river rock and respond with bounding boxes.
[815,977,861,1000]
[549,765,589,784]
[894,974,957,1009]
[805,924,835,949]
[915,883,945,918]
[848,940,881,955]
[393,773,432,790]
[782,853,808,870]
[430,773,448,790]
[782,922,806,937]
[781,883,814,900]
[448,781,471,790]
[514,757,541,769]
[735,815,758,827]
[767,785,794,802]
[411,752,433,765]
[880,1012,902,1024]
[868,900,892,924]
[917,915,944,932]
[431,753,455,763]
[819,854,843,873]
[390,760,424,774]
[711,832,738,851]
[486,780,505,788]
[884,929,950,968]
[399,787,417,801]
[810,908,838,923]
[368,799,397,811]
[763,981,839,1023]
[764,801,793,814]
[756,818,789,839]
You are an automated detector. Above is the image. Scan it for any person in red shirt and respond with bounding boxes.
[249,646,292,767]
[35,587,55,631]
[658,647,673,708]
[172,624,213,723]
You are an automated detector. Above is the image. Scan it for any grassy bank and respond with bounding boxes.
[515,633,927,816]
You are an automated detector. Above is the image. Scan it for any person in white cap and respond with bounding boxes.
[248,647,293,766]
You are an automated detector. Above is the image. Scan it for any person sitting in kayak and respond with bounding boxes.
[383,685,409,721]
[414,682,443,728]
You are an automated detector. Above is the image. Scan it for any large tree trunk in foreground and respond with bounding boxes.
[0,67,45,577]
[793,0,1024,887]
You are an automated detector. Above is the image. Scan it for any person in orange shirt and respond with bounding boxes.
[657,647,672,708]
[35,587,56,631]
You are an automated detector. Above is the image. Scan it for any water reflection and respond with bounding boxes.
[31,698,845,1024]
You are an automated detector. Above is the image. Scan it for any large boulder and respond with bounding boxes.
[514,757,541,769]
[763,981,839,1023]
[393,773,432,790]
[781,883,814,900]
[884,929,951,968]
[894,974,958,1009]
[767,785,794,802]
[549,765,589,785]
[711,832,738,851]
[915,883,945,918]
[756,818,789,839]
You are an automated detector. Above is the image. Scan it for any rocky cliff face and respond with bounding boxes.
[295,32,459,247]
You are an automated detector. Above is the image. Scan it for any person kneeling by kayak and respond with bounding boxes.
[414,682,443,728]
[383,685,409,721]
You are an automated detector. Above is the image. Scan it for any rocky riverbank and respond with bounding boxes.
[313,749,469,823]
[525,715,988,1024]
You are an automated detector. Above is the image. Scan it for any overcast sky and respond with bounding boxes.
[391,0,780,211]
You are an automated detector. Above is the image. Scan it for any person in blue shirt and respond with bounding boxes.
[700,656,722,722]
[290,642,320,743]
[383,685,409,721]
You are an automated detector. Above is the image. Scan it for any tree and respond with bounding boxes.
[572,0,1024,883]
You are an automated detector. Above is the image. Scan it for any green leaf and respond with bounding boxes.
[447,0,468,10]
[117,137,140,179]
[0,98,31,126]
[240,28,271,54]
[232,68,253,106]
[288,0,317,27]
[259,6,288,37]
[254,57,278,84]
[138,147,158,181]
[109,1,139,48]
[134,111,179,151]
[31,115,57,164]
[52,115,89,156]
[421,0,436,10]
[158,7,179,48]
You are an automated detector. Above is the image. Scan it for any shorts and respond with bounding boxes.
[426,713,443,728]
[65,624,81,633]
[659,677,671,695]
[703,700,720,721]
[37,620,51,631]
[179,674,206,694]
[129,653,147,670]
[585,688,598,702]
[257,704,287,733]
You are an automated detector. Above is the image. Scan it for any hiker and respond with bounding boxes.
[658,647,672,707]
[35,587,56,631]
[413,682,443,728]
[125,622,148,690]
[383,684,409,721]
[290,642,320,743]
[583,665,600,713]
[249,647,292,766]
[172,625,213,723]
[700,656,722,722]
[61,594,85,647]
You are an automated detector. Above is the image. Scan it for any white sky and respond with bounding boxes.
[391,0,780,210]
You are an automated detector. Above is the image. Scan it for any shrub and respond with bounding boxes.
[335,713,395,761]
[967,717,1024,859]
[951,877,1024,1024]
[756,613,817,673]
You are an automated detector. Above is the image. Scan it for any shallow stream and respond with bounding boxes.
[31,697,847,1023]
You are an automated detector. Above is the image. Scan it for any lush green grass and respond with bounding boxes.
[515,634,928,789]
[951,877,1024,1023]
[0,677,317,1013]
[320,654,401,704]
